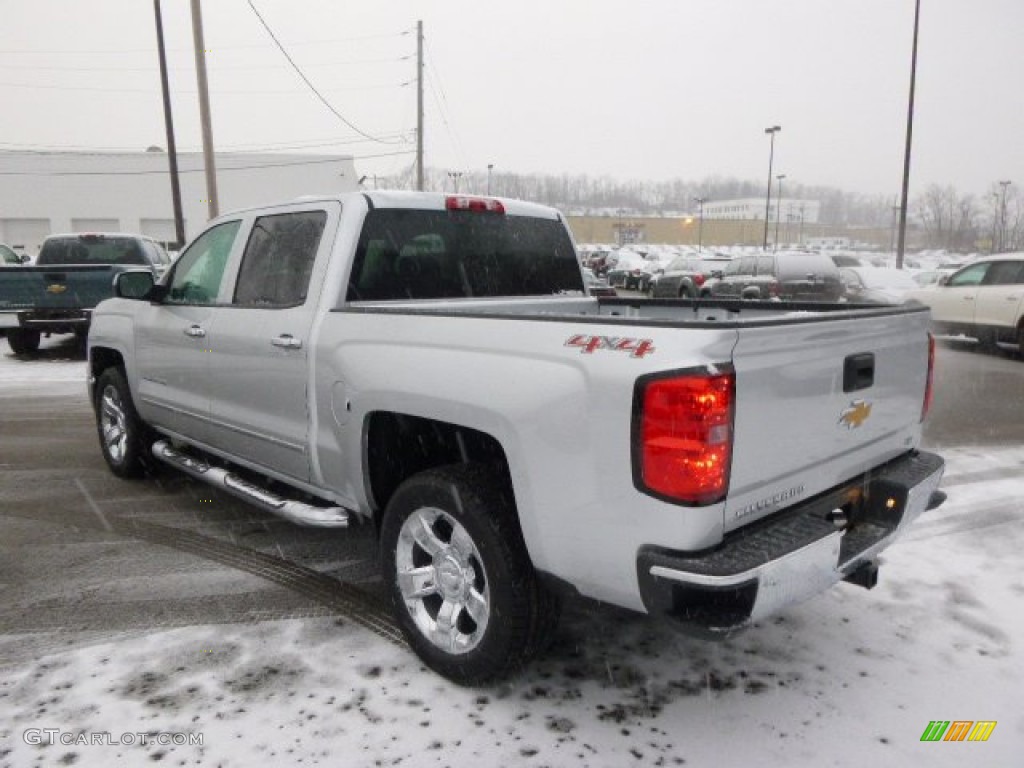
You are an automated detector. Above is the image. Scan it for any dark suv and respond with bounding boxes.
[709,251,842,302]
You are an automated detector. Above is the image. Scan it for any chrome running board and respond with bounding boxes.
[152,440,349,528]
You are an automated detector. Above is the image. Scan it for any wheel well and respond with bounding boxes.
[365,412,510,521]
[89,347,125,404]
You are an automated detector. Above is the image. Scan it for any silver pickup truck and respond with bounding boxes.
[88,191,945,684]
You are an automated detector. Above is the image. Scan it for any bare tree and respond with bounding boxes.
[915,184,978,251]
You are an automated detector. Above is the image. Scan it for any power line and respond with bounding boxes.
[0,151,415,177]
[0,79,416,96]
[245,0,402,145]
[0,30,413,56]
[0,133,413,154]
[423,39,467,170]
[0,55,413,73]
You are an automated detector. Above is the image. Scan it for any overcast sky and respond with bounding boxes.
[1,0,1021,198]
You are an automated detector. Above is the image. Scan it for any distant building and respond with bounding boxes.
[0,151,357,254]
[702,198,820,224]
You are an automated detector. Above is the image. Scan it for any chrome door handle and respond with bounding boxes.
[271,334,302,350]
[184,324,206,338]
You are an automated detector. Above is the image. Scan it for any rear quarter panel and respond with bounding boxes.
[312,309,738,611]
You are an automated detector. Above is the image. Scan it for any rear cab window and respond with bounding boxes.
[346,209,583,301]
[37,235,149,266]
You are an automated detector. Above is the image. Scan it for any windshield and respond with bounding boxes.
[37,236,149,266]
[347,209,583,301]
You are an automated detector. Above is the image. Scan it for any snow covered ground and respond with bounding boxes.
[1,350,1021,767]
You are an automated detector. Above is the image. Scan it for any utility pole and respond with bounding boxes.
[693,196,706,251]
[896,0,921,270]
[190,0,218,219]
[763,125,781,250]
[774,174,786,250]
[487,163,494,195]
[998,180,1012,253]
[153,0,185,247]
[416,20,424,191]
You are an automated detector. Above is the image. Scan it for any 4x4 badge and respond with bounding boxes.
[839,400,872,429]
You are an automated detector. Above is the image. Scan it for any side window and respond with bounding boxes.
[166,220,242,305]
[233,211,327,307]
[981,260,1024,286]
[948,262,989,288]
[756,255,775,274]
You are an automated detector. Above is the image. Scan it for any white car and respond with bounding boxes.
[840,266,919,305]
[905,254,1024,352]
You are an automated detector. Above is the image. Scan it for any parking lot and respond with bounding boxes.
[0,335,1021,766]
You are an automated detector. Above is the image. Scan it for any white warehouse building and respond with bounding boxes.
[0,150,357,256]
[703,198,820,224]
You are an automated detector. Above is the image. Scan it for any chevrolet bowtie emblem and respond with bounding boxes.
[46,284,68,294]
[839,400,872,430]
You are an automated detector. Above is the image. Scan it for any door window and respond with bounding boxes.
[981,259,1024,286]
[233,211,327,307]
[948,262,989,288]
[166,220,242,304]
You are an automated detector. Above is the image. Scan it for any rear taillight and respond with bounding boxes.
[446,195,505,213]
[693,273,706,286]
[921,332,935,422]
[633,369,735,505]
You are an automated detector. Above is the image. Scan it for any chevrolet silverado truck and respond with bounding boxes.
[0,233,170,355]
[87,191,945,685]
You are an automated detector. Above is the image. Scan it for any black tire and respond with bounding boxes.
[380,463,560,686]
[6,329,40,356]
[94,366,152,478]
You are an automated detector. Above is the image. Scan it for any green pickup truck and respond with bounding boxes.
[0,233,171,355]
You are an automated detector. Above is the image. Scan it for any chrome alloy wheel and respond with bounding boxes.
[99,384,129,464]
[395,506,490,654]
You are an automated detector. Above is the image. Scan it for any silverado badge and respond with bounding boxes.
[46,284,68,294]
[839,400,872,430]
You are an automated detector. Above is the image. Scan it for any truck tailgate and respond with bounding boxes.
[724,307,932,532]
[0,265,120,310]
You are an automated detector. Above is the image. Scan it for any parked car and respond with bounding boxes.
[911,268,956,288]
[649,255,729,298]
[0,232,171,355]
[840,267,919,305]
[605,251,653,290]
[0,243,25,265]
[88,190,943,684]
[582,266,616,297]
[709,250,843,302]
[905,253,1024,352]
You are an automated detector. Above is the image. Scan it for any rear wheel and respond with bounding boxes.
[95,366,153,478]
[6,329,40,356]
[380,463,560,685]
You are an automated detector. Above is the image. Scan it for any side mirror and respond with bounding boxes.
[113,269,157,300]
[938,274,951,286]
[20,254,31,264]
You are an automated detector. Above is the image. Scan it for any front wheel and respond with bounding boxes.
[6,329,40,356]
[380,464,560,686]
[94,366,152,478]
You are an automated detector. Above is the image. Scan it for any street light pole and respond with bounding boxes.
[153,0,185,247]
[998,180,1012,253]
[774,174,786,250]
[896,0,921,269]
[487,163,494,196]
[763,126,781,250]
[693,196,706,251]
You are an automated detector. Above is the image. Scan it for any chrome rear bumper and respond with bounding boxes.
[636,450,945,636]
